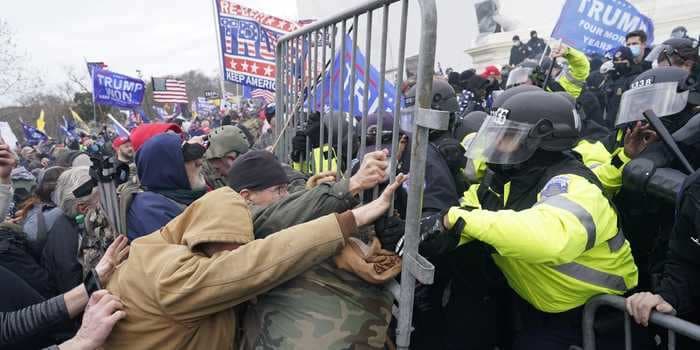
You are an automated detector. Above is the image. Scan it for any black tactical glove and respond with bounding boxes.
[304,111,322,147]
[418,209,465,260]
[373,214,405,252]
[291,131,307,162]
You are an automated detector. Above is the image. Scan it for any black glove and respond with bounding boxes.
[418,210,465,260]
[374,215,405,252]
[291,131,307,162]
[304,112,322,147]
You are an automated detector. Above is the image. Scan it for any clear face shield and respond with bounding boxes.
[615,81,689,127]
[645,44,673,65]
[465,113,542,165]
[399,106,415,135]
[505,67,533,89]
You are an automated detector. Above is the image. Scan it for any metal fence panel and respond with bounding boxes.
[582,294,700,350]
[274,1,440,348]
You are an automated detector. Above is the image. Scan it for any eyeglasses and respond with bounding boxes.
[263,184,288,196]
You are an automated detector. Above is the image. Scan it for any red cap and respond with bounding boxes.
[112,136,130,150]
[130,123,182,152]
[480,65,501,78]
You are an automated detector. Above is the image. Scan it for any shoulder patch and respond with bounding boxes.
[541,175,569,198]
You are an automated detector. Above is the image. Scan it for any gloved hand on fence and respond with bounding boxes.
[418,209,465,260]
[373,214,405,252]
[304,111,322,147]
[291,131,307,162]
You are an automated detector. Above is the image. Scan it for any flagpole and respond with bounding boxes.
[211,0,226,101]
[85,58,99,125]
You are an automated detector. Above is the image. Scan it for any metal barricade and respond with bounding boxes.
[274,1,442,348]
[582,294,700,350]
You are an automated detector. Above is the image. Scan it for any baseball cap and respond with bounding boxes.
[205,125,250,160]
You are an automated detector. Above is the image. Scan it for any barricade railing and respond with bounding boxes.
[274,1,442,348]
[582,294,700,350]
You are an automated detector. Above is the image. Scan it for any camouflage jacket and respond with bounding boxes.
[80,206,117,276]
[243,179,394,350]
[202,158,227,189]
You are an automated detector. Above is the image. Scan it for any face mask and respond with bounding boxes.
[513,41,520,46]
[613,62,630,75]
[629,45,641,57]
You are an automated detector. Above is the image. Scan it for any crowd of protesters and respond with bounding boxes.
[1,23,700,350]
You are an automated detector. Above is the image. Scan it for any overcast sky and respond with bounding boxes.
[1,0,298,106]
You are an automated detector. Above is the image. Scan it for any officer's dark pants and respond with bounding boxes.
[444,242,627,350]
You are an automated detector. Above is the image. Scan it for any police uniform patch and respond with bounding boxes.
[541,175,569,198]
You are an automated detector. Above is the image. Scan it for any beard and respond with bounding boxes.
[190,172,208,191]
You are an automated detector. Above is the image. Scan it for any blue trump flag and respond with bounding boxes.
[59,116,78,141]
[21,121,48,145]
[551,0,654,55]
[93,70,145,108]
[313,34,399,115]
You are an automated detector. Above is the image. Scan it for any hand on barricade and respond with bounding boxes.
[417,210,465,260]
[626,292,675,327]
[349,149,389,195]
[373,214,405,252]
[306,171,337,189]
[352,173,406,227]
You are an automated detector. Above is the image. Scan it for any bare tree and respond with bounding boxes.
[0,19,42,99]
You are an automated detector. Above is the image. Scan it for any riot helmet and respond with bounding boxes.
[402,78,459,134]
[492,84,542,110]
[454,110,488,142]
[646,38,699,71]
[671,26,688,39]
[466,91,581,165]
[616,66,696,128]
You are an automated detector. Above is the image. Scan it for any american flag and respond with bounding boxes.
[225,28,233,53]
[251,89,275,103]
[237,21,258,57]
[259,28,278,60]
[86,61,108,77]
[152,78,188,104]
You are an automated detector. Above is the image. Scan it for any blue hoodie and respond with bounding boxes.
[127,133,190,240]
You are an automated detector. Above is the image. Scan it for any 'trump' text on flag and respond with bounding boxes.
[551,0,654,55]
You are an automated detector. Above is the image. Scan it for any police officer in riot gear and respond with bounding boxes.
[647,37,699,73]
[404,78,466,214]
[416,91,637,350]
[616,66,700,293]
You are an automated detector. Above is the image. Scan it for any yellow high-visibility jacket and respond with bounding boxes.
[448,171,638,313]
[573,140,631,198]
[550,47,590,98]
[292,145,338,174]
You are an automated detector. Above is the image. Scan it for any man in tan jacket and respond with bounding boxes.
[103,174,404,349]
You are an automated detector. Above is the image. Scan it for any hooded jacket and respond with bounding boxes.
[127,133,203,241]
[104,187,354,350]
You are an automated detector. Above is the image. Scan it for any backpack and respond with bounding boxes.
[117,176,142,235]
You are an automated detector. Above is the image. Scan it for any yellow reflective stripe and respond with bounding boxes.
[536,195,596,250]
[552,262,627,292]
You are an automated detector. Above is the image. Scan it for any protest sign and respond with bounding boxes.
[0,122,19,150]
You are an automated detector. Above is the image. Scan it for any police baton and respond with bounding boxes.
[642,109,695,174]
